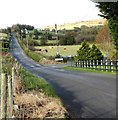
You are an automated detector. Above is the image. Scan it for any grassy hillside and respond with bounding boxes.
[43,19,106,30]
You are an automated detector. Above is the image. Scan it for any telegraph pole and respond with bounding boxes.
[55,24,59,55]
[25,29,29,50]
[0,35,2,75]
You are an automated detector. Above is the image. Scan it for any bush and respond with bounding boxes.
[55,54,61,58]
[59,34,75,45]
[110,50,118,60]
[33,40,40,46]
[63,57,68,63]
[28,46,35,51]
[22,39,40,46]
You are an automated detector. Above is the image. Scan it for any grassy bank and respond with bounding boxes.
[18,40,42,62]
[64,66,116,75]
[20,68,57,97]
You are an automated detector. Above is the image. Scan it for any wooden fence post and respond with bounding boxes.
[91,60,93,69]
[110,60,112,72]
[7,75,13,118]
[96,60,98,70]
[93,60,95,70]
[87,60,88,68]
[1,73,6,119]
[116,60,118,72]
[111,60,114,72]
[12,67,15,96]
[100,60,103,71]
[82,61,84,68]
[78,60,80,67]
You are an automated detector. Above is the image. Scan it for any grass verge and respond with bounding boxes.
[64,66,116,75]
[18,40,42,62]
[20,68,57,97]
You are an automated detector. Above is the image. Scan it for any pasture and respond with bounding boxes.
[34,45,81,56]
[0,33,8,39]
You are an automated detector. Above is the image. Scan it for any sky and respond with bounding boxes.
[0,0,102,29]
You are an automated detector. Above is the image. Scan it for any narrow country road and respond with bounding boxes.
[11,37,116,118]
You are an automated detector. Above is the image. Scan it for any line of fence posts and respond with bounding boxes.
[74,59,118,72]
[0,60,21,119]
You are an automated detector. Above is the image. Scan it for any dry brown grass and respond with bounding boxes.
[13,74,68,118]
[43,19,106,30]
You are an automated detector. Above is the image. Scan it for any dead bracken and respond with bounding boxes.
[13,76,69,118]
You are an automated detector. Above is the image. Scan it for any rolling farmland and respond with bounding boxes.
[35,45,81,56]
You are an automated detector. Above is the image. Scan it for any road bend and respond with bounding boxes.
[10,37,116,118]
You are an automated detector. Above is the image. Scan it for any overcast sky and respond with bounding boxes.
[0,0,101,28]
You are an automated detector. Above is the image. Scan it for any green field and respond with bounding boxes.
[0,33,8,36]
[35,45,81,56]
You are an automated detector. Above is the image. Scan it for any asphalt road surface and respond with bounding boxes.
[10,37,116,118]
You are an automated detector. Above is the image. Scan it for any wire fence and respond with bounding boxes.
[0,54,21,118]
[73,59,118,72]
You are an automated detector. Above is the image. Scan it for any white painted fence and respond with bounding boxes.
[73,60,118,72]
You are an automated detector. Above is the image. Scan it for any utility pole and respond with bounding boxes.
[0,35,2,75]
[26,29,29,50]
[27,38,28,50]
[55,24,59,55]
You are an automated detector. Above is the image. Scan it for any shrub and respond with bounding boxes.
[55,54,61,58]
[110,50,118,60]
[63,57,68,63]
[28,46,35,51]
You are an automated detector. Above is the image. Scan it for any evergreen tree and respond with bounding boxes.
[77,41,90,60]
[108,19,118,50]
[96,2,118,50]
[89,44,104,60]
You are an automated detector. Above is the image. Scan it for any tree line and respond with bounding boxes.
[0,23,102,46]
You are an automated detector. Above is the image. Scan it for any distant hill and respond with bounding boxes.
[43,19,106,30]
